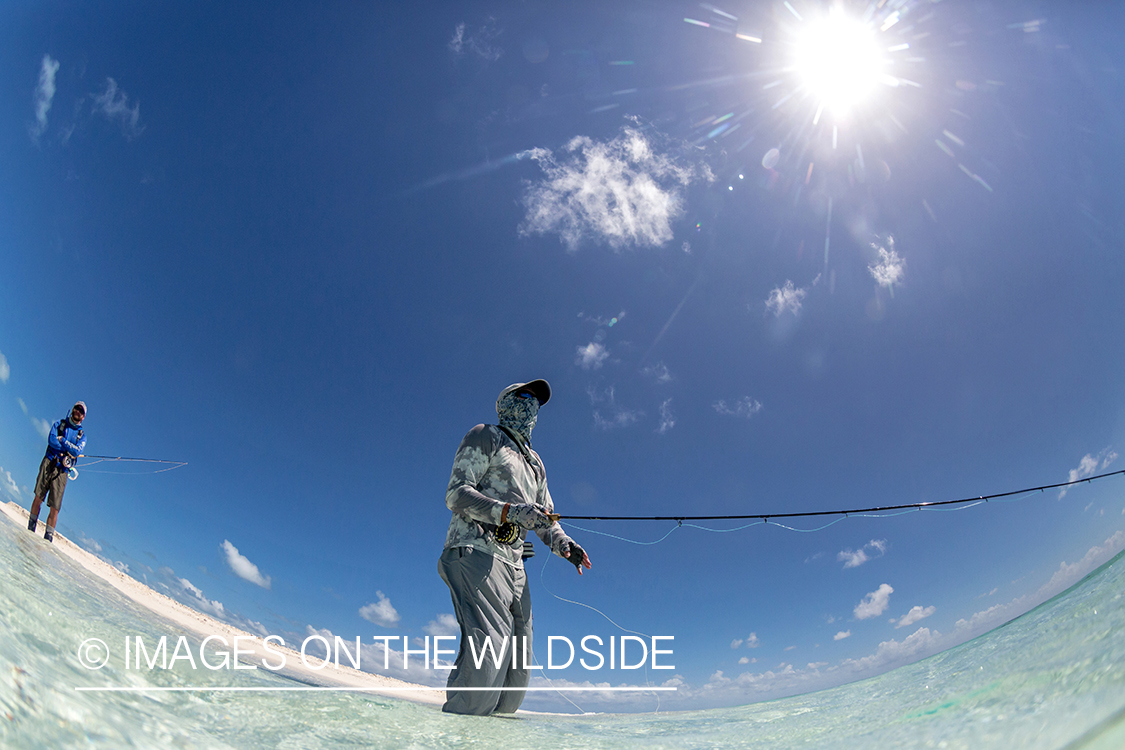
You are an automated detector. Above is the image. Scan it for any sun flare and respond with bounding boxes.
[793,10,886,116]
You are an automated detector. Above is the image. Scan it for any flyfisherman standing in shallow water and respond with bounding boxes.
[28,401,87,543]
[439,380,591,715]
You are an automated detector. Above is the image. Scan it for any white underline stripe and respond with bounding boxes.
[74,686,677,692]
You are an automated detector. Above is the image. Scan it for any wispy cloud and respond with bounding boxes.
[955,530,1125,638]
[594,408,642,430]
[833,630,851,641]
[586,385,614,404]
[520,126,710,251]
[712,397,763,419]
[359,591,400,627]
[32,417,50,440]
[423,613,459,638]
[854,583,894,620]
[77,532,102,554]
[838,626,940,674]
[576,342,609,370]
[657,399,675,434]
[178,577,226,618]
[587,385,642,430]
[765,281,806,316]
[221,540,272,589]
[868,236,905,289]
[1059,447,1117,498]
[0,350,10,383]
[92,78,143,139]
[30,54,60,142]
[838,539,887,569]
[579,310,626,327]
[891,605,936,629]
[1,466,21,500]
[641,361,674,384]
[449,19,503,61]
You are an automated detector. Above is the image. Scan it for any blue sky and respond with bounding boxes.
[1,0,1124,711]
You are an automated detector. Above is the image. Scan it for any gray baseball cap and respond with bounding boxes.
[496,380,551,409]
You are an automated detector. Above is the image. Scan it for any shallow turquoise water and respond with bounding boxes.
[2,513,1124,749]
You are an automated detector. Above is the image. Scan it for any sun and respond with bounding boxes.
[793,10,886,117]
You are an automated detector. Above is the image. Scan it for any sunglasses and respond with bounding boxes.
[515,390,538,401]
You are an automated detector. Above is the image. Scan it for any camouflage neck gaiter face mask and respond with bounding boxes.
[497,392,539,444]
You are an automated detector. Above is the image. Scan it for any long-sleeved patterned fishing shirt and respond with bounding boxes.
[444,423,572,568]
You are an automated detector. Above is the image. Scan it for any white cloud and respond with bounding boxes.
[520,126,709,251]
[424,613,459,638]
[868,237,905,289]
[586,385,613,404]
[32,417,50,440]
[359,591,401,627]
[1,467,21,500]
[954,602,1006,634]
[892,605,936,629]
[77,533,102,553]
[731,633,759,649]
[765,281,806,316]
[657,399,675,434]
[18,398,28,414]
[221,540,272,589]
[838,627,940,674]
[30,54,60,142]
[306,624,336,641]
[712,397,763,419]
[177,578,225,618]
[303,624,336,660]
[833,630,851,641]
[593,408,642,430]
[955,530,1125,638]
[1060,447,1117,498]
[245,619,270,638]
[449,23,466,53]
[449,19,503,61]
[0,350,9,383]
[854,583,894,619]
[1038,530,1125,600]
[576,342,609,370]
[838,539,887,569]
[642,362,673,383]
[587,385,642,429]
[738,656,751,664]
[92,78,143,139]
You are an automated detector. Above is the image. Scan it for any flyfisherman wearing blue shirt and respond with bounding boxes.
[439,380,591,715]
[28,401,87,543]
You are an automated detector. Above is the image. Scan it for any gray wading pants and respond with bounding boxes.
[438,546,532,715]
